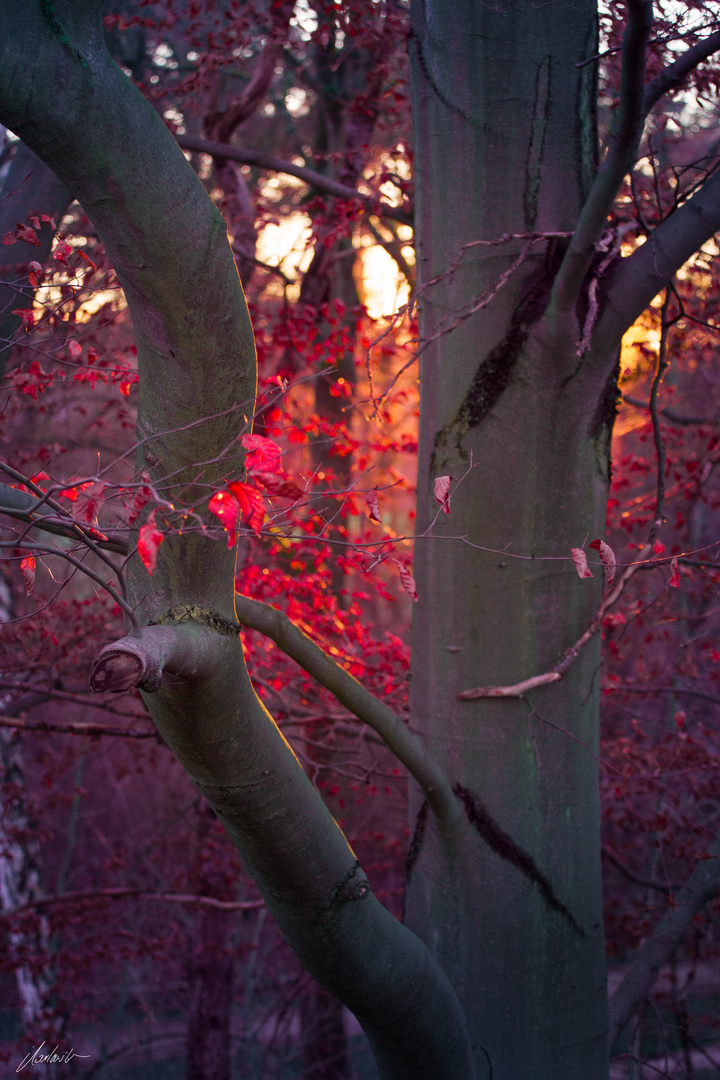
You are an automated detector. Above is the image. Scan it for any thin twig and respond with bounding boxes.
[648,288,675,539]
[0,715,159,740]
[3,887,264,919]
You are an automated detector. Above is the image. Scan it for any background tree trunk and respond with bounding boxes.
[406,3,610,1077]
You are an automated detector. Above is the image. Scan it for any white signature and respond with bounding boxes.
[16,1042,91,1073]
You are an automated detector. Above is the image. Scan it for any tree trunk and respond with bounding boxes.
[407,3,610,1077]
[0,6,475,1077]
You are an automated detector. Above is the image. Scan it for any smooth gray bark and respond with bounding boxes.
[408,3,609,1077]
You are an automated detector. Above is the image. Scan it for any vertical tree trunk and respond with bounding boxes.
[407,3,610,1077]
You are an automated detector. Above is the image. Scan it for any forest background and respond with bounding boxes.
[1,1,720,1078]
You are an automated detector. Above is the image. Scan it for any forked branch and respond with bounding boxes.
[548,0,653,315]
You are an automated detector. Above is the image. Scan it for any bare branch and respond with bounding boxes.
[176,134,412,226]
[457,542,654,700]
[0,482,127,555]
[0,715,159,740]
[548,0,654,315]
[591,166,720,366]
[4,887,264,919]
[457,672,561,700]
[601,845,675,893]
[234,593,459,823]
[622,395,715,426]
[644,29,720,115]
[608,827,720,1052]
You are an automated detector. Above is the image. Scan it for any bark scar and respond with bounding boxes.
[401,800,429,921]
[453,782,584,935]
[431,250,562,474]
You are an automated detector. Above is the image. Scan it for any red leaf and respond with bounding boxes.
[653,539,665,555]
[138,511,164,576]
[2,231,16,246]
[392,558,418,602]
[53,241,73,264]
[589,538,616,584]
[228,481,265,535]
[15,223,40,247]
[19,555,36,596]
[433,475,452,514]
[241,434,282,474]
[253,471,303,501]
[208,490,240,547]
[127,474,152,526]
[12,308,35,330]
[365,491,381,523]
[73,482,105,524]
[85,526,109,542]
[67,339,82,358]
[570,548,593,579]
[669,556,680,589]
[78,250,98,271]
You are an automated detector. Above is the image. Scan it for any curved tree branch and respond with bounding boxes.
[589,164,720,371]
[0,7,475,1075]
[608,827,720,1053]
[234,593,459,823]
[90,624,475,1080]
[643,28,720,115]
[548,0,654,316]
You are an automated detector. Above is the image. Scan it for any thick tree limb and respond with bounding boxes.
[548,0,654,316]
[591,165,720,368]
[643,29,720,115]
[176,134,413,226]
[0,7,476,1073]
[234,593,459,823]
[90,627,475,1080]
[0,485,457,824]
[608,828,720,1052]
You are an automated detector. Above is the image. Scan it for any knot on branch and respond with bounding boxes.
[327,861,371,909]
